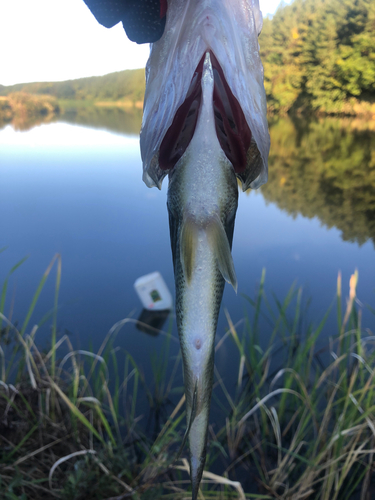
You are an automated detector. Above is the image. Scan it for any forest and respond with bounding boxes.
[260,0,375,114]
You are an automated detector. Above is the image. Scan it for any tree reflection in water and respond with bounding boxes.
[261,116,375,246]
[2,106,374,245]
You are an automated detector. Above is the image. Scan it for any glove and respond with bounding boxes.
[83,0,167,44]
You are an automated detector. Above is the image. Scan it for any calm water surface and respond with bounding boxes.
[1,112,374,387]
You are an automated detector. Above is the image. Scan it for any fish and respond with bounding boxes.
[139,1,270,497]
[167,51,239,498]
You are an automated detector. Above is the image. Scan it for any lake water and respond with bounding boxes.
[1,109,374,389]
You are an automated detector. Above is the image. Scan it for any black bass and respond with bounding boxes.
[140,1,270,497]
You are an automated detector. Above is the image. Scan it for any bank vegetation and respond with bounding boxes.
[260,0,375,115]
[0,255,374,499]
[0,92,60,130]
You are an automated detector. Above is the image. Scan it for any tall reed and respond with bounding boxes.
[0,255,374,499]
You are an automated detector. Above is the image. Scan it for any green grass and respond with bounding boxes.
[0,255,374,499]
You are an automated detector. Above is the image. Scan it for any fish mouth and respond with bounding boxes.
[159,50,252,174]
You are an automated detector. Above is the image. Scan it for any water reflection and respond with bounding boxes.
[4,107,373,244]
[0,102,143,135]
[0,93,60,132]
[59,105,143,137]
[4,106,375,245]
[262,116,375,246]
[0,102,58,132]
[136,309,171,337]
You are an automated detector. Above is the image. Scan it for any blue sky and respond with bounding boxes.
[0,0,290,86]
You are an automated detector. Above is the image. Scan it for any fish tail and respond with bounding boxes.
[174,380,208,499]
[176,382,198,460]
[189,407,210,500]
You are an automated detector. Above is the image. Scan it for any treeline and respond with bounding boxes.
[260,0,375,114]
[0,69,145,104]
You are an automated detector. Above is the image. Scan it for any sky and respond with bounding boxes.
[0,0,290,86]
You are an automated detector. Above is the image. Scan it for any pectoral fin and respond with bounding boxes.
[207,216,237,292]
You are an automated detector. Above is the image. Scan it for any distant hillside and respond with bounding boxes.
[0,69,145,105]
